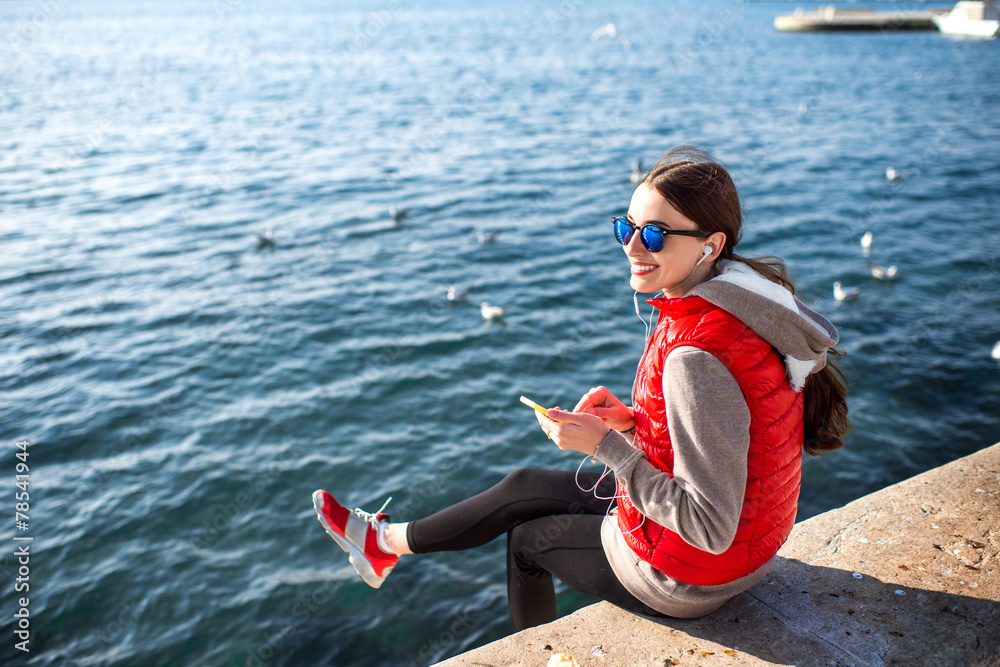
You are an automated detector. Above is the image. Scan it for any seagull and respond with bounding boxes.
[590,22,631,50]
[389,204,409,225]
[253,228,276,249]
[992,340,1000,361]
[447,285,470,302]
[629,157,644,184]
[477,230,501,245]
[868,262,898,280]
[480,302,506,321]
[860,230,873,257]
[833,282,861,302]
[886,167,903,182]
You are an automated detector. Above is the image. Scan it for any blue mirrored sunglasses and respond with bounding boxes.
[612,217,708,253]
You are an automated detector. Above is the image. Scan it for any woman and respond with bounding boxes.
[312,146,849,631]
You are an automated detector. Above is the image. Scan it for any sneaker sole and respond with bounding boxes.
[312,491,388,589]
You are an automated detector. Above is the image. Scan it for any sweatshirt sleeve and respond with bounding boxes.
[594,346,751,554]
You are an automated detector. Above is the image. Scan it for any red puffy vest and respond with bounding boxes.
[617,295,803,586]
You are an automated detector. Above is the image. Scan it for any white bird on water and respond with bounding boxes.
[590,22,631,50]
[389,204,409,225]
[447,285,470,302]
[868,262,898,280]
[477,230,501,245]
[886,167,903,182]
[629,157,644,184]
[992,340,1000,362]
[860,230,873,257]
[253,228,276,249]
[480,302,506,321]
[833,282,861,302]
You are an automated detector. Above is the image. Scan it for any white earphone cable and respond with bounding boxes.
[574,454,647,535]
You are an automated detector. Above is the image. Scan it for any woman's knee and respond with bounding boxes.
[508,520,538,556]
[507,521,549,577]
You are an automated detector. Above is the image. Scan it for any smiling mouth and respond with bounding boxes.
[631,263,658,275]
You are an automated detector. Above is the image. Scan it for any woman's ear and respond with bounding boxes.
[705,231,727,260]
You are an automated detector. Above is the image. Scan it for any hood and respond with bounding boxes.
[685,259,839,392]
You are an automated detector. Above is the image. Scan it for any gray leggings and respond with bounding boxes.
[405,468,666,630]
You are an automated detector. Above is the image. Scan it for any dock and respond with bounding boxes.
[775,5,948,31]
[435,441,1000,666]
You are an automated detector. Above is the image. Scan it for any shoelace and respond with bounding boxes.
[352,497,392,527]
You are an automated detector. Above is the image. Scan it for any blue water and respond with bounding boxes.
[1,0,999,664]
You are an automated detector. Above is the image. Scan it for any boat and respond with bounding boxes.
[932,0,1000,37]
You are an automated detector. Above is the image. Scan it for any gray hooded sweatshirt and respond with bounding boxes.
[594,260,839,618]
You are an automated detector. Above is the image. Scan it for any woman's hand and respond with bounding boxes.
[535,407,609,457]
[573,386,634,432]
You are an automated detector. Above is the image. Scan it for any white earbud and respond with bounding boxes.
[694,245,713,267]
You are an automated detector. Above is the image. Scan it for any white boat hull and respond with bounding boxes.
[932,1,1000,37]
[933,14,1000,36]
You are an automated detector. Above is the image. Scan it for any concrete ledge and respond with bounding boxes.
[435,443,1000,666]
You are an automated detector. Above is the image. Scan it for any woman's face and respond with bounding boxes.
[623,184,713,296]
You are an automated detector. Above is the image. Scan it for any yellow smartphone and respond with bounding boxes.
[519,395,549,417]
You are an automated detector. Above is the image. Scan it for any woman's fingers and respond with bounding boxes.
[574,386,613,413]
[590,406,619,421]
[543,408,609,455]
[547,407,589,421]
[534,409,550,430]
[533,402,612,454]
[534,407,563,437]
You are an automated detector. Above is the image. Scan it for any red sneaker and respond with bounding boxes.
[312,490,398,588]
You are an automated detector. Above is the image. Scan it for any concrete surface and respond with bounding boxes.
[435,442,1000,666]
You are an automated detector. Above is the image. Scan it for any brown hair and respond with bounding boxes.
[640,146,850,454]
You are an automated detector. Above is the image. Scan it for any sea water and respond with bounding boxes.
[1,0,998,664]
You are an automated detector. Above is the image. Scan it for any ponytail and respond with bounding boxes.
[802,349,850,455]
[729,253,851,455]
